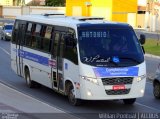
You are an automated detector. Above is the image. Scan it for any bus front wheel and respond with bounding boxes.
[25,69,35,88]
[68,84,81,106]
[153,82,160,99]
[123,98,136,105]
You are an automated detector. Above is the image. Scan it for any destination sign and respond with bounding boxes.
[79,30,109,38]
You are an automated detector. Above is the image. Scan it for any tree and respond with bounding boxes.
[45,0,65,6]
[27,0,41,6]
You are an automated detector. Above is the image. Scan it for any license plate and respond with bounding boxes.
[113,85,126,90]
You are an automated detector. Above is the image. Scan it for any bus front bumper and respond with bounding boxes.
[79,77,146,100]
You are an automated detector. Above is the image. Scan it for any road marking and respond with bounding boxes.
[136,102,160,112]
[0,47,10,56]
[0,81,81,119]
[0,82,64,112]
[1,80,160,117]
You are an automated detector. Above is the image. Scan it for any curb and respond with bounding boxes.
[145,54,160,59]
[134,29,160,35]
[141,31,160,35]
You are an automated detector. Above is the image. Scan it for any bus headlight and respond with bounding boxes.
[140,89,144,94]
[80,76,99,85]
[135,75,146,82]
[6,32,11,36]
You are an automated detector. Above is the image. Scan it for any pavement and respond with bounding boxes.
[0,82,79,119]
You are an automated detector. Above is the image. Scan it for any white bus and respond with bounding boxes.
[11,14,146,106]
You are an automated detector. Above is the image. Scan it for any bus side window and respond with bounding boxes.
[24,22,32,47]
[24,22,37,48]
[12,20,19,44]
[20,24,26,45]
[34,24,42,49]
[30,24,37,48]
[41,25,53,53]
[64,32,78,65]
[52,32,60,58]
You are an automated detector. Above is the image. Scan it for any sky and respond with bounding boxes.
[138,0,147,6]
[25,0,32,4]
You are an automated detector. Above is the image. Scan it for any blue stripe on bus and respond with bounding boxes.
[93,67,139,77]
[17,49,49,66]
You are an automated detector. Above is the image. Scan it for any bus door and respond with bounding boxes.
[51,32,64,91]
[16,21,26,76]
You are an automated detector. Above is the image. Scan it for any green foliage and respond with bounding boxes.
[45,0,65,6]
[143,39,160,56]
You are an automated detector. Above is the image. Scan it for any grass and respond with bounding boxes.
[143,39,160,56]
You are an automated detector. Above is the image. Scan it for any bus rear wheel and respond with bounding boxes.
[123,98,136,105]
[68,84,81,106]
[25,69,35,88]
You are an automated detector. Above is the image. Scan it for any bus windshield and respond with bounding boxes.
[78,27,144,67]
[4,25,13,30]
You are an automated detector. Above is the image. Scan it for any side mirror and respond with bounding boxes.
[139,34,146,45]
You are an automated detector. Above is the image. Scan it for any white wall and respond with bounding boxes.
[3,6,21,18]
[1,6,65,18]
[30,6,65,14]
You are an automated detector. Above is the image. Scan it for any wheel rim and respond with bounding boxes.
[69,88,76,104]
[154,84,160,97]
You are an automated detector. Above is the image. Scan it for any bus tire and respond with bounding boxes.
[25,69,35,88]
[68,84,81,106]
[123,98,136,105]
[153,81,160,99]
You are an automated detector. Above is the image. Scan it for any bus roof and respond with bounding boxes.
[16,14,130,29]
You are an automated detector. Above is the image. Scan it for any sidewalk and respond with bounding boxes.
[0,82,79,119]
[134,28,160,35]
[145,54,160,59]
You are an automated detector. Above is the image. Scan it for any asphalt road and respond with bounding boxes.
[0,40,160,119]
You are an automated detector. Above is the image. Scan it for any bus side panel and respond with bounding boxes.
[22,47,52,88]
[63,59,80,98]
[11,44,18,75]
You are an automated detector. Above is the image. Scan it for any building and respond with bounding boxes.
[0,0,36,6]
[0,0,13,6]
[66,0,138,27]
